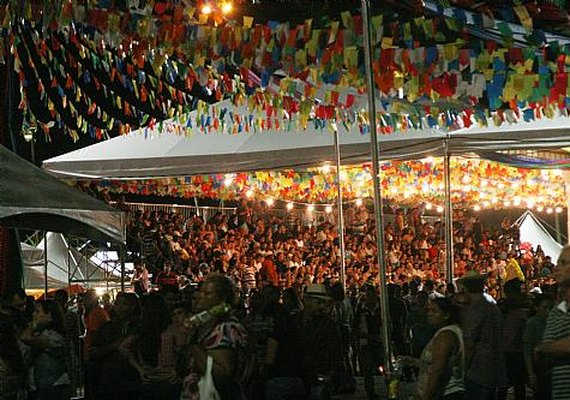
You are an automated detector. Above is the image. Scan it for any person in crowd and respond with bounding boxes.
[245,285,282,400]
[135,293,181,400]
[536,245,570,400]
[329,281,355,394]
[21,299,71,400]
[301,284,343,400]
[132,259,150,296]
[409,291,435,358]
[89,292,142,400]
[0,293,25,399]
[156,261,179,292]
[353,283,384,400]
[458,270,507,400]
[53,290,81,397]
[263,287,306,400]
[388,283,410,356]
[180,273,248,400]
[497,278,530,400]
[1,288,27,334]
[523,294,554,400]
[401,297,465,400]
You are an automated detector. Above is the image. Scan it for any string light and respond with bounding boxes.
[286,202,294,210]
[325,205,333,213]
[265,198,274,207]
[556,207,563,213]
[547,207,554,214]
[201,3,213,14]
[221,2,232,14]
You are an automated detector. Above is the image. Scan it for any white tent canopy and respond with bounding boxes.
[516,211,563,263]
[42,105,570,179]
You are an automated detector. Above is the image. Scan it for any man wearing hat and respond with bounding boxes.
[457,270,507,400]
[302,284,343,400]
[536,245,570,400]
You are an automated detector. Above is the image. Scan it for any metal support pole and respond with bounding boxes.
[44,231,48,297]
[362,0,392,374]
[333,126,347,292]
[120,245,126,292]
[444,139,454,284]
[555,211,562,244]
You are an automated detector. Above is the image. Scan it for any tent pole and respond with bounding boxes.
[120,245,126,292]
[555,211,562,244]
[362,0,392,374]
[44,231,48,297]
[444,139,454,284]
[333,126,347,292]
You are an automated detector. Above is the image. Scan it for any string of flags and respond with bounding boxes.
[8,0,570,142]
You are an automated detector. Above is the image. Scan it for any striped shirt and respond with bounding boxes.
[542,301,570,400]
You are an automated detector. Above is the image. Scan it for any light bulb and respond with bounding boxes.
[425,203,433,210]
[287,202,294,211]
[246,189,253,198]
[556,207,563,213]
[265,198,274,207]
[221,2,232,14]
[355,198,363,207]
[307,205,315,212]
[547,207,553,214]
[325,205,333,213]
[437,206,444,213]
[201,4,213,14]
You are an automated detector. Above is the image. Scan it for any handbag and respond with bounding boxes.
[198,356,221,400]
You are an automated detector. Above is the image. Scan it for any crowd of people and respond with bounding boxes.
[0,198,569,400]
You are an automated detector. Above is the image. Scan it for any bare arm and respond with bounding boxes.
[188,345,235,385]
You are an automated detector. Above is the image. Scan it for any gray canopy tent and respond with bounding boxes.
[42,108,570,179]
[0,144,125,243]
